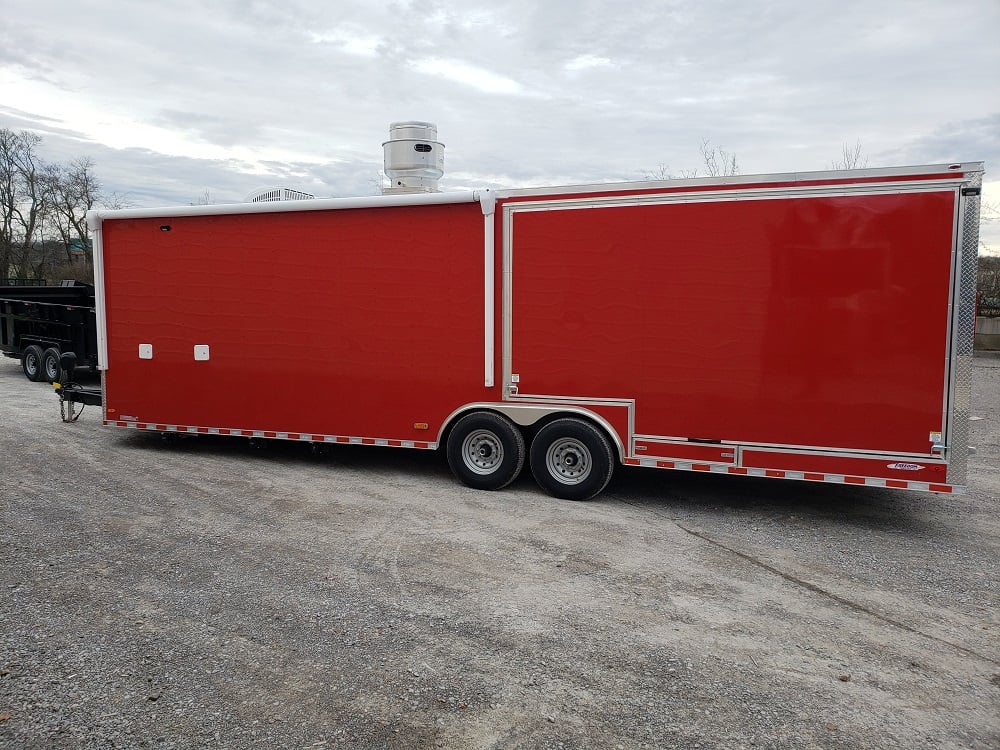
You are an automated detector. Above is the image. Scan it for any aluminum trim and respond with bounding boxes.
[492,163,984,200]
[946,169,981,484]
[943,188,962,467]
[100,370,107,421]
[435,401,630,461]
[632,435,945,461]
[737,444,949,464]
[502,203,515,396]
[503,183,966,217]
[506,394,634,407]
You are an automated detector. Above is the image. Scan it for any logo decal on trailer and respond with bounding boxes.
[887,463,925,471]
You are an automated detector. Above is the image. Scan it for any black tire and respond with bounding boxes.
[446,411,526,491]
[530,418,615,501]
[21,344,45,382]
[42,347,61,382]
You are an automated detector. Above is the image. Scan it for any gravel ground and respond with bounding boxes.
[1,354,998,749]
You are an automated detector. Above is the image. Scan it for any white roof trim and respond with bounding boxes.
[87,190,482,230]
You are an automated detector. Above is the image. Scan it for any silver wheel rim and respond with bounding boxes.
[545,438,592,485]
[461,429,504,475]
[45,358,58,380]
[25,353,39,376]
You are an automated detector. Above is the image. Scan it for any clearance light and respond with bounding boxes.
[413,422,429,430]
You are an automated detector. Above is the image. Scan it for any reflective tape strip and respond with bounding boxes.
[621,454,960,494]
[102,421,438,450]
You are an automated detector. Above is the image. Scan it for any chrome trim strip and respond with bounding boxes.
[509,394,634,407]
[632,435,946,462]
[942,187,962,472]
[737,444,948,465]
[436,402,629,461]
[502,203,515,396]
[504,183,965,216]
[493,163,983,200]
[946,168,982,484]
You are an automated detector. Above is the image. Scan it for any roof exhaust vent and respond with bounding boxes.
[245,187,315,202]
[382,121,444,194]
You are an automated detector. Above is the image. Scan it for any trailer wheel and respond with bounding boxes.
[447,412,525,491]
[42,348,62,382]
[530,418,615,501]
[21,345,45,382]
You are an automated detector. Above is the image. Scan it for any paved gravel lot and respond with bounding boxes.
[1,354,998,749]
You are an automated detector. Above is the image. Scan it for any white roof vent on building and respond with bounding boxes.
[245,187,315,203]
[382,121,444,194]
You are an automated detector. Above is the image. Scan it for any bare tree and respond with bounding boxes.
[0,129,52,280]
[643,140,738,181]
[44,158,100,274]
[698,139,739,177]
[643,163,674,181]
[830,140,869,170]
[0,129,127,282]
[191,189,214,205]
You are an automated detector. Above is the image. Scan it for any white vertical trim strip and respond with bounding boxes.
[483,203,495,387]
[88,212,109,371]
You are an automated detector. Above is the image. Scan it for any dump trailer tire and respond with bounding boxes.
[447,411,526,491]
[42,348,61,383]
[22,345,45,382]
[530,418,615,501]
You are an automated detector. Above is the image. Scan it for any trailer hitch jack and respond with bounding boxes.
[53,351,102,422]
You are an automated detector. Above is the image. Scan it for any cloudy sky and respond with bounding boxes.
[3,0,998,248]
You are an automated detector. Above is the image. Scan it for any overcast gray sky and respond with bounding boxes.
[3,0,998,247]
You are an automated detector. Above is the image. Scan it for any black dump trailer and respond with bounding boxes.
[0,281,98,382]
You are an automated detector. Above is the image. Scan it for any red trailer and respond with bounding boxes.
[86,161,982,500]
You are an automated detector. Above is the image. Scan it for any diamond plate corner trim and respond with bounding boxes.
[947,169,982,485]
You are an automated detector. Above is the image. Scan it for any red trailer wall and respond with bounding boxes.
[508,190,957,455]
[102,203,490,441]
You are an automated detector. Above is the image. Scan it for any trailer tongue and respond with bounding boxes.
[53,351,102,422]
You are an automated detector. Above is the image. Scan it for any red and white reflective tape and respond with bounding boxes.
[102,420,435,450]
[621,457,959,494]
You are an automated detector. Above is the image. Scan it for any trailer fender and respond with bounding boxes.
[438,403,626,463]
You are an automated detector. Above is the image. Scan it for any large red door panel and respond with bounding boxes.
[509,191,956,455]
[102,203,490,438]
